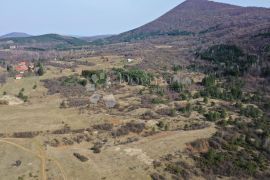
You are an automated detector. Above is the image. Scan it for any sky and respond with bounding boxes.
[0,0,269,36]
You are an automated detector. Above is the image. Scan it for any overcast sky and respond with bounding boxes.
[0,0,269,36]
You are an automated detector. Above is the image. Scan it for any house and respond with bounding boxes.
[9,45,17,49]
[15,62,28,73]
[15,74,23,80]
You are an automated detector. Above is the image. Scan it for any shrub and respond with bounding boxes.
[0,100,8,105]
[151,98,166,104]
[218,108,227,119]
[13,131,40,138]
[113,68,153,86]
[205,111,221,122]
[90,142,103,153]
[172,64,183,72]
[17,90,28,102]
[60,100,68,108]
[36,62,45,76]
[62,75,86,86]
[179,93,188,100]
[149,85,164,96]
[157,121,165,129]
[202,148,224,166]
[202,75,216,87]
[93,123,113,131]
[179,103,193,113]
[165,161,191,179]
[203,97,209,104]
[73,153,88,162]
[112,122,145,137]
[81,70,106,84]
[170,82,183,92]
[261,66,270,77]
[240,105,262,118]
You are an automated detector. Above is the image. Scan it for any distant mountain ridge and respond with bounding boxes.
[0,32,32,39]
[0,33,115,49]
[0,33,89,49]
[80,35,113,42]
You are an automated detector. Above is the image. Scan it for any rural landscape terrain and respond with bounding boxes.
[0,0,270,179]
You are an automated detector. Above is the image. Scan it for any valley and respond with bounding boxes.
[0,0,270,179]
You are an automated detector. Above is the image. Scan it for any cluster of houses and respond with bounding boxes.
[15,61,35,80]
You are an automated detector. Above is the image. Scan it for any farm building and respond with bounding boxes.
[15,74,23,80]
[15,62,28,73]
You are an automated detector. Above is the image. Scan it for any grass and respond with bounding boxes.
[0,76,41,96]
[0,67,5,73]
[75,55,141,71]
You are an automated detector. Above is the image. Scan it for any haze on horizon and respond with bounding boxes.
[1,0,270,37]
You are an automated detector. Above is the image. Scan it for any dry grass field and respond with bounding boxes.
[0,57,218,179]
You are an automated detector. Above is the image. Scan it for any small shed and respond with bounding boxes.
[15,74,23,80]
[127,59,134,63]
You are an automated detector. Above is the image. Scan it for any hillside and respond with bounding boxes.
[0,32,32,39]
[105,0,270,45]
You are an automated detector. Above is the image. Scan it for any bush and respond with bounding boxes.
[112,122,145,137]
[240,105,262,118]
[172,64,183,72]
[73,153,88,162]
[17,91,28,102]
[90,142,103,153]
[170,82,183,92]
[113,68,153,86]
[62,75,87,87]
[220,108,227,119]
[149,85,164,96]
[165,161,191,178]
[202,75,216,87]
[151,98,166,104]
[261,66,270,77]
[150,173,165,180]
[203,97,209,104]
[179,103,193,113]
[205,111,221,122]
[93,123,113,131]
[60,100,68,108]
[0,100,8,105]
[36,62,45,76]
[202,149,224,166]
[81,70,106,84]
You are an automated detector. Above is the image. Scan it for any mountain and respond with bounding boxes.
[0,34,89,49]
[0,32,32,39]
[105,0,270,45]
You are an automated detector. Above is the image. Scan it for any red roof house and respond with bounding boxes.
[15,61,28,72]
